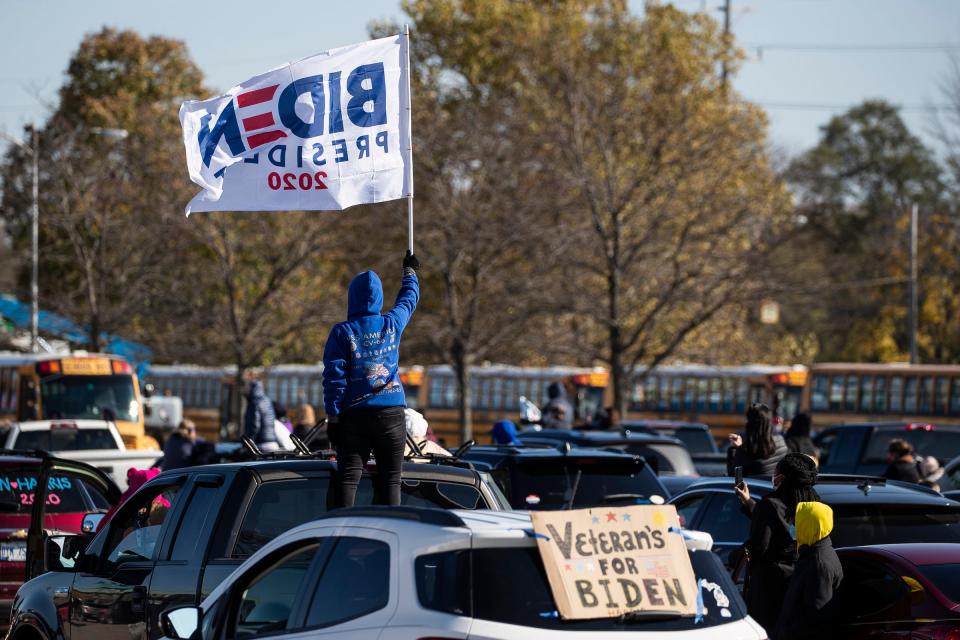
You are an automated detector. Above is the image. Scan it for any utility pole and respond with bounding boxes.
[720,0,731,86]
[30,124,39,353]
[908,203,918,364]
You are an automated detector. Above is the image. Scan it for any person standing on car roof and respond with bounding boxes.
[243,379,278,452]
[784,413,819,460]
[883,438,921,483]
[541,382,574,429]
[735,452,820,633]
[727,402,788,477]
[774,501,843,640]
[323,251,420,507]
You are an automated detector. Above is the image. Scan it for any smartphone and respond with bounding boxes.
[734,465,744,488]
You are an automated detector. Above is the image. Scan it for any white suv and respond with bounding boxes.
[159,507,767,640]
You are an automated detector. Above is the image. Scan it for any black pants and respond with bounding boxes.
[335,406,405,508]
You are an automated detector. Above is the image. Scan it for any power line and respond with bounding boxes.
[744,42,960,53]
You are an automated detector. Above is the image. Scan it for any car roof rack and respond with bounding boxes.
[319,505,466,527]
[817,474,887,485]
[240,437,337,461]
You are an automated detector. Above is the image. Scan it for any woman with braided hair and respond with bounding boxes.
[735,453,820,634]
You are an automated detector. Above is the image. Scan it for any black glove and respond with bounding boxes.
[403,250,420,274]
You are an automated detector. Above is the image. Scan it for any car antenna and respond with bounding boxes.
[857,479,872,496]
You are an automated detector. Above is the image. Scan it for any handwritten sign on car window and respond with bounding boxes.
[530,505,697,620]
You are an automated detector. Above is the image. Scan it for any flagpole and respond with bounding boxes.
[403,23,415,254]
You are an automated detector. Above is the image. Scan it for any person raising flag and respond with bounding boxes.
[323,251,420,507]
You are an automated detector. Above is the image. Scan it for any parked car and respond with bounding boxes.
[155,506,767,640]
[9,456,508,640]
[518,428,698,476]
[814,422,960,476]
[0,420,162,489]
[0,450,118,624]
[829,544,960,638]
[460,444,669,509]
[670,475,960,566]
[621,420,728,477]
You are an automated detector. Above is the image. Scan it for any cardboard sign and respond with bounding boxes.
[530,505,698,620]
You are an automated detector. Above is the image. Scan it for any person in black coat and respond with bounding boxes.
[162,420,196,471]
[784,413,819,460]
[735,453,820,634]
[774,501,843,640]
[883,438,921,483]
[728,402,788,477]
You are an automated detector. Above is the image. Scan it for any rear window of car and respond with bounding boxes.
[666,431,716,455]
[863,429,960,463]
[15,427,117,451]
[830,506,960,548]
[621,444,697,476]
[499,459,665,510]
[917,563,960,603]
[0,468,90,513]
[233,476,485,557]
[417,547,746,630]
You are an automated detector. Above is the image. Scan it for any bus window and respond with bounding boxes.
[904,377,918,414]
[708,378,721,412]
[952,379,960,416]
[656,377,669,411]
[443,378,457,409]
[860,376,874,413]
[503,379,517,411]
[722,378,734,413]
[670,378,683,411]
[491,378,503,411]
[827,376,843,411]
[735,380,748,413]
[890,377,903,413]
[429,377,444,408]
[935,377,949,416]
[683,378,696,411]
[696,379,708,411]
[811,375,829,412]
[470,377,481,409]
[844,375,858,412]
[875,376,887,413]
[918,377,933,415]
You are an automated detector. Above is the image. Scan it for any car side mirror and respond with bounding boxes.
[82,512,106,534]
[44,534,85,572]
[160,606,201,640]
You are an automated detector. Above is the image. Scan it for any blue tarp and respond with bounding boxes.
[0,294,152,368]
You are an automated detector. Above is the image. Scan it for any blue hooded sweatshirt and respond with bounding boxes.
[322,270,419,417]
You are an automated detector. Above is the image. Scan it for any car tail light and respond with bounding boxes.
[930,627,960,640]
[50,422,78,430]
[111,360,132,374]
[906,422,935,431]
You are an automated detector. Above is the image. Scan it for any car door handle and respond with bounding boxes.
[131,585,147,614]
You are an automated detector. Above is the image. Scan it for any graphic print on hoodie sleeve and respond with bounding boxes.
[322,270,419,416]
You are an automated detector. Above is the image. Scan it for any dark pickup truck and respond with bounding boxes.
[815,422,960,476]
[9,457,508,640]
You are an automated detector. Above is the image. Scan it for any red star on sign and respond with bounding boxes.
[606,512,617,522]
[564,564,573,571]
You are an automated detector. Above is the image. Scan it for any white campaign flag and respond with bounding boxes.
[179,35,411,215]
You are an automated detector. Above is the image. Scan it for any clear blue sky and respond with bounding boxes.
[1,0,959,156]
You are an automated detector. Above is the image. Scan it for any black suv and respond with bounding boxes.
[9,457,508,640]
[814,422,960,476]
[460,444,668,510]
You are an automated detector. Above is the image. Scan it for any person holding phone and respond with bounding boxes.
[727,402,788,477]
[734,453,820,633]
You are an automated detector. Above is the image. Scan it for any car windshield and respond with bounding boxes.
[666,431,716,455]
[619,444,697,476]
[862,429,960,464]
[830,506,960,548]
[15,428,117,451]
[917,563,960,603]
[0,468,90,513]
[503,459,665,510]
[469,547,746,630]
[40,375,138,422]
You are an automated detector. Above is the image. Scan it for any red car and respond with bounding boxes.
[0,451,118,622]
[837,544,960,637]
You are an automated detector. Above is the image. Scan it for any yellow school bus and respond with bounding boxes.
[0,352,157,449]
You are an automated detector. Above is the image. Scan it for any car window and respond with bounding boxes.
[304,537,390,628]
[942,465,960,492]
[815,431,837,462]
[416,550,470,615]
[863,430,960,464]
[15,427,117,451]
[825,428,865,470]
[169,483,222,561]
[671,431,716,455]
[623,444,697,476]
[79,478,113,510]
[916,564,960,603]
[468,547,746,630]
[697,494,750,543]
[830,506,960,548]
[508,459,665,510]
[0,468,91,514]
[105,485,181,565]
[673,494,706,529]
[235,544,320,638]
[836,557,908,620]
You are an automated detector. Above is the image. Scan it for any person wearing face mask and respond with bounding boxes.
[735,453,820,633]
